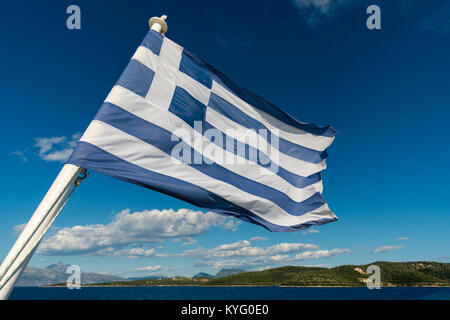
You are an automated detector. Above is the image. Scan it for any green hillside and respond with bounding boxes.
[359,261,450,286]
[208,262,450,287]
[55,261,450,287]
[208,265,363,286]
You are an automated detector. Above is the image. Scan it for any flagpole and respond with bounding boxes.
[0,14,169,300]
[0,164,85,299]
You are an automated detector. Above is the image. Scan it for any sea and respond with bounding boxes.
[8,286,450,300]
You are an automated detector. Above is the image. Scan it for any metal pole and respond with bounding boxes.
[0,14,168,300]
[0,164,85,299]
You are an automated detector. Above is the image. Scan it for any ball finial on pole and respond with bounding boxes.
[149,15,168,35]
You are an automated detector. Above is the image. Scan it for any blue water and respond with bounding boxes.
[8,286,450,300]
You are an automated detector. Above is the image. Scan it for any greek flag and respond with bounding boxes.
[68,30,337,232]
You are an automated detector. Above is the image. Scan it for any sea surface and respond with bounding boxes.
[8,286,450,300]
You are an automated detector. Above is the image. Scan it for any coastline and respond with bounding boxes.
[42,284,450,288]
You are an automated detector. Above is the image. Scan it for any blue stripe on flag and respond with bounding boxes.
[116,60,155,98]
[179,50,213,89]
[93,102,327,216]
[169,86,206,127]
[141,30,164,56]
[68,141,337,232]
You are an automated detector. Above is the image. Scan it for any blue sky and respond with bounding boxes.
[1,0,449,278]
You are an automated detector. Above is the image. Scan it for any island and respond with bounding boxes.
[46,261,450,287]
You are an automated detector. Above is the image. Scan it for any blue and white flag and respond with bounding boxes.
[68,30,337,232]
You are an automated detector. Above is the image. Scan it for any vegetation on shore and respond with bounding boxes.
[47,261,450,287]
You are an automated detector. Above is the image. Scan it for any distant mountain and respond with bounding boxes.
[45,262,71,273]
[192,272,213,279]
[17,262,124,286]
[191,268,245,279]
[214,268,246,278]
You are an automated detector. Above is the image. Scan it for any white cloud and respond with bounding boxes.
[9,150,28,162]
[174,237,198,246]
[134,265,162,272]
[266,243,319,254]
[94,247,155,259]
[293,0,337,14]
[205,259,245,269]
[371,245,405,254]
[293,248,350,260]
[302,229,320,235]
[291,0,355,25]
[38,208,239,256]
[224,219,241,231]
[269,254,289,262]
[212,246,266,258]
[181,241,318,260]
[184,239,348,270]
[195,247,349,269]
[13,223,27,235]
[395,237,409,241]
[250,236,267,242]
[215,240,251,251]
[34,133,80,162]
[182,238,197,246]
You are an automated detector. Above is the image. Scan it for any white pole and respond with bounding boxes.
[0,164,85,299]
[0,15,168,300]
[0,248,35,299]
